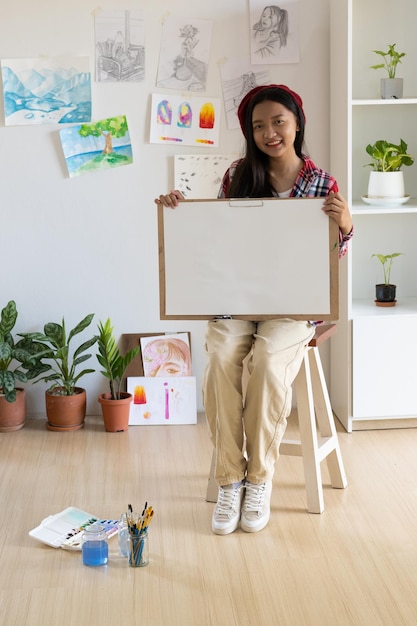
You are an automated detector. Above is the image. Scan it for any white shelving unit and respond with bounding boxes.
[329,0,417,431]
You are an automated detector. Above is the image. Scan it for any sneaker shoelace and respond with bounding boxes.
[215,487,240,519]
[244,483,266,513]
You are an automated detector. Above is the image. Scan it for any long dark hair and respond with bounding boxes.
[228,86,306,198]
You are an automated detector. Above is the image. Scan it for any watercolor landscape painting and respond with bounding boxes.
[1,56,91,126]
[59,115,133,177]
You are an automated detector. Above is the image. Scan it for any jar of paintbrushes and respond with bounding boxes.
[126,503,154,567]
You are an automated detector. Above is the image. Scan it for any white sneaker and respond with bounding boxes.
[212,482,245,535]
[240,481,272,533]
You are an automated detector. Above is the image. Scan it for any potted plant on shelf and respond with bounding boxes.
[364,138,414,204]
[370,43,406,99]
[96,318,140,432]
[371,252,403,306]
[0,300,51,431]
[20,313,98,431]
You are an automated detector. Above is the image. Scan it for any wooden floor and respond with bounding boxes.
[1,411,417,626]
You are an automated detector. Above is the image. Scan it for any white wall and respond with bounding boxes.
[0,0,331,417]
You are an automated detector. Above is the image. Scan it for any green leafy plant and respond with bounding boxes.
[96,318,140,400]
[365,139,414,172]
[371,253,403,285]
[20,314,98,396]
[0,300,50,402]
[370,43,405,79]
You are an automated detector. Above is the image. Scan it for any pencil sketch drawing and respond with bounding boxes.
[250,0,300,65]
[157,17,212,91]
[253,5,289,58]
[219,57,271,129]
[95,10,145,82]
[1,56,91,126]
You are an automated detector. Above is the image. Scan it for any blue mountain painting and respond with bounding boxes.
[1,58,92,125]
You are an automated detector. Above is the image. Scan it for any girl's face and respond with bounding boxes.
[260,8,276,28]
[251,100,299,160]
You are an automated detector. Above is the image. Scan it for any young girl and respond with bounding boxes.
[155,84,353,535]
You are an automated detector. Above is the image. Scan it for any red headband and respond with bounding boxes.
[237,84,305,137]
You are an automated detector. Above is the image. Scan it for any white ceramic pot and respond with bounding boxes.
[380,78,403,99]
[367,171,405,199]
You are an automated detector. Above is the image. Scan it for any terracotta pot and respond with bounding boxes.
[45,387,86,431]
[98,392,132,432]
[0,388,26,432]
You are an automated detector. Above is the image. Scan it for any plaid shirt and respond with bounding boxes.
[218,156,353,258]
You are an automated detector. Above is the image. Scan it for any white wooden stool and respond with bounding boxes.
[206,324,348,513]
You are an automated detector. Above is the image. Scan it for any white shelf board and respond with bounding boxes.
[352,199,417,214]
[352,297,417,318]
[352,98,417,106]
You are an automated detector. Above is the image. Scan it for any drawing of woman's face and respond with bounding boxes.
[260,7,277,29]
[154,358,188,377]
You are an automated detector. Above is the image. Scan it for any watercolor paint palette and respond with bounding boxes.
[29,506,118,550]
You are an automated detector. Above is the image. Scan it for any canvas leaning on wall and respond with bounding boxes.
[128,332,196,425]
[127,377,197,425]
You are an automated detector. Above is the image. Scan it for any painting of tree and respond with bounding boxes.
[59,114,133,177]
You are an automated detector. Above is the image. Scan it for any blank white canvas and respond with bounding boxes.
[159,197,336,319]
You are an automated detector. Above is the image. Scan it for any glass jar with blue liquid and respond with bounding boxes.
[82,523,108,566]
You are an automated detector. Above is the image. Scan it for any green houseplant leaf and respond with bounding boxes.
[369,43,406,79]
[0,300,51,402]
[20,313,97,396]
[365,139,414,172]
[371,253,403,285]
[97,318,140,400]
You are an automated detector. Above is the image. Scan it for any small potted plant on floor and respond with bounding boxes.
[371,252,403,306]
[20,314,98,431]
[96,318,140,432]
[364,138,414,203]
[370,43,406,99]
[0,300,51,431]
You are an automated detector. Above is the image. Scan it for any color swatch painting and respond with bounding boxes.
[59,115,133,177]
[150,93,220,147]
[127,377,197,425]
[1,56,91,126]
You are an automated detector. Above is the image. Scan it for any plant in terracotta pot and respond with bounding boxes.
[96,318,140,432]
[20,313,98,431]
[364,139,414,203]
[370,43,406,99]
[0,300,51,432]
[371,252,403,306]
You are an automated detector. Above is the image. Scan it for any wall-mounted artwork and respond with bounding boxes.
[94,9,145,82]
[174,154,238,198]
[156,16,212,92]
[127,377,197,425]
[140,333,192,377]
[150,93,220,147]
[1,56,91,126]
[219,58,271,129]
[249,0,300,65]
[59,115,133,177]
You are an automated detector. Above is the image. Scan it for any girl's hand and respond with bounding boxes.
[154,190,184,208]
[322,191,353,235]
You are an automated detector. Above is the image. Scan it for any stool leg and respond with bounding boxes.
[295,352,325,513]
[308,347,347,489]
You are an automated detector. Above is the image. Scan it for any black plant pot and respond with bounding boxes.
[375,283,396,306]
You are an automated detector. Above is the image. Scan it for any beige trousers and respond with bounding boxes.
[202,318,315,486]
